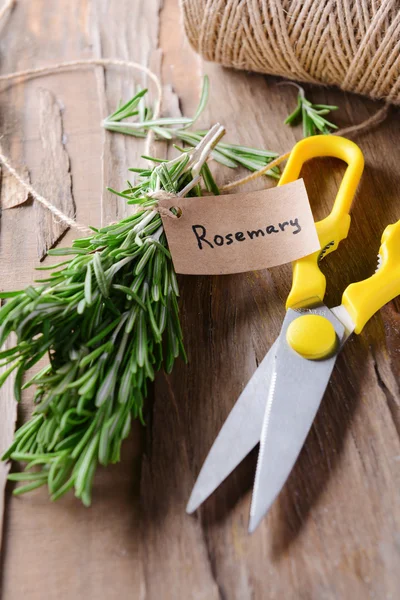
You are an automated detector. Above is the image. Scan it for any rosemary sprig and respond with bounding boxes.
[0,126,224,505]
[102,76,281,180]
[283,83,338,137]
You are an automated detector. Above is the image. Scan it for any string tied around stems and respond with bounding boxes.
[145,191,181,220]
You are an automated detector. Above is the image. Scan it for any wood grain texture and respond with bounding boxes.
[0,164,30,209]
[0,335,17,557]
[35,87,75,259]
[1,0,400,598]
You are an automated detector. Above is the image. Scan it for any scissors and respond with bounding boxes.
[187,135,400,532]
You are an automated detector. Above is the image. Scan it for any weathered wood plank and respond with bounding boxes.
[90,0,162,225]
[0,164,30,209]
[0,1,136,598]
[0,334,17,557]
[35,87,75,259]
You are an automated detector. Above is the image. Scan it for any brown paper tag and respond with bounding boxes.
[159,179,320,275]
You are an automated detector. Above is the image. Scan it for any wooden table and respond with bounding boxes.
[1,1,399,598]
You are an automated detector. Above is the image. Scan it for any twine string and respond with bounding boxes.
[181,0,400,105]
[221,152,292,191]
[0,149,93,234]
[0,58,163,160]
[221,104,390,191]
[145,191,180,219]
[0,57,164,233]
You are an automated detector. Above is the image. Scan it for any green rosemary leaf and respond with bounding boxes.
[78,372,100,397]
[12,479,48,496]
[214,141,278,159]
[151,125,173,140]
[140,155,168,164]
[84,263,92,305]
[98,416,115,466]
[74,432,100,497]
[118,366,132,405]
[104,117,191,133]
[0,290,23,298]
[125,306,139,334]
[146,296,162,343]
[10,451,62,462]
[135,244,156,276]
[103,123,148,138]
[303,109,314,138]
[313,104,339,111]
[107,187,138,200]
[283,83,338,137]
[136,309,147,369]
[107,89,148,122]
[210,148,238,168]
[0,361,21,387]
[50,476,75,502]
[79,343,112,369]
[92,253,109,298]
[183,74,209,129]
[128,167,153,175]
[48,247,90,256]
[0,345,23,360]
[284,98,302,125]
[201,163,220,195]
[112,284,147,309]
[48,456,72,494]
[7,471,49,482]
[13,363,24,403]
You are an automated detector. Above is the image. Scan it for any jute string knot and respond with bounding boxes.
[145,191,180,219]
[181,0,400,105]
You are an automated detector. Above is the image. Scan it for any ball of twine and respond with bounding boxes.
[181,0,400,105]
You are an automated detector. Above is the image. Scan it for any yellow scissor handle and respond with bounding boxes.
[342,221,400,333]
[278,136,364,308]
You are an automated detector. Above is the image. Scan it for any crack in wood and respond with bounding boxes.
[372,352,400,438]
[0,163,30,209]
[35,88,75,260]
[199,521,227,600]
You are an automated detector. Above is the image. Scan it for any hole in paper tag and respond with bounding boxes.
[159,179,320,275]
[170,206,183,218]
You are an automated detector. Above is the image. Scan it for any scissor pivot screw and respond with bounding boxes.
[286,315,337,360]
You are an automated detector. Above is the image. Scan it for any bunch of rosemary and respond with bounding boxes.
[0,125,224,505]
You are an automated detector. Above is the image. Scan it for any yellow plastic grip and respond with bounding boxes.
[342,221,400,333]
[278,136,364,308]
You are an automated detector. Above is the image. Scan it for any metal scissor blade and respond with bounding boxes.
[186,340,278,514]
[248,307,345,533]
